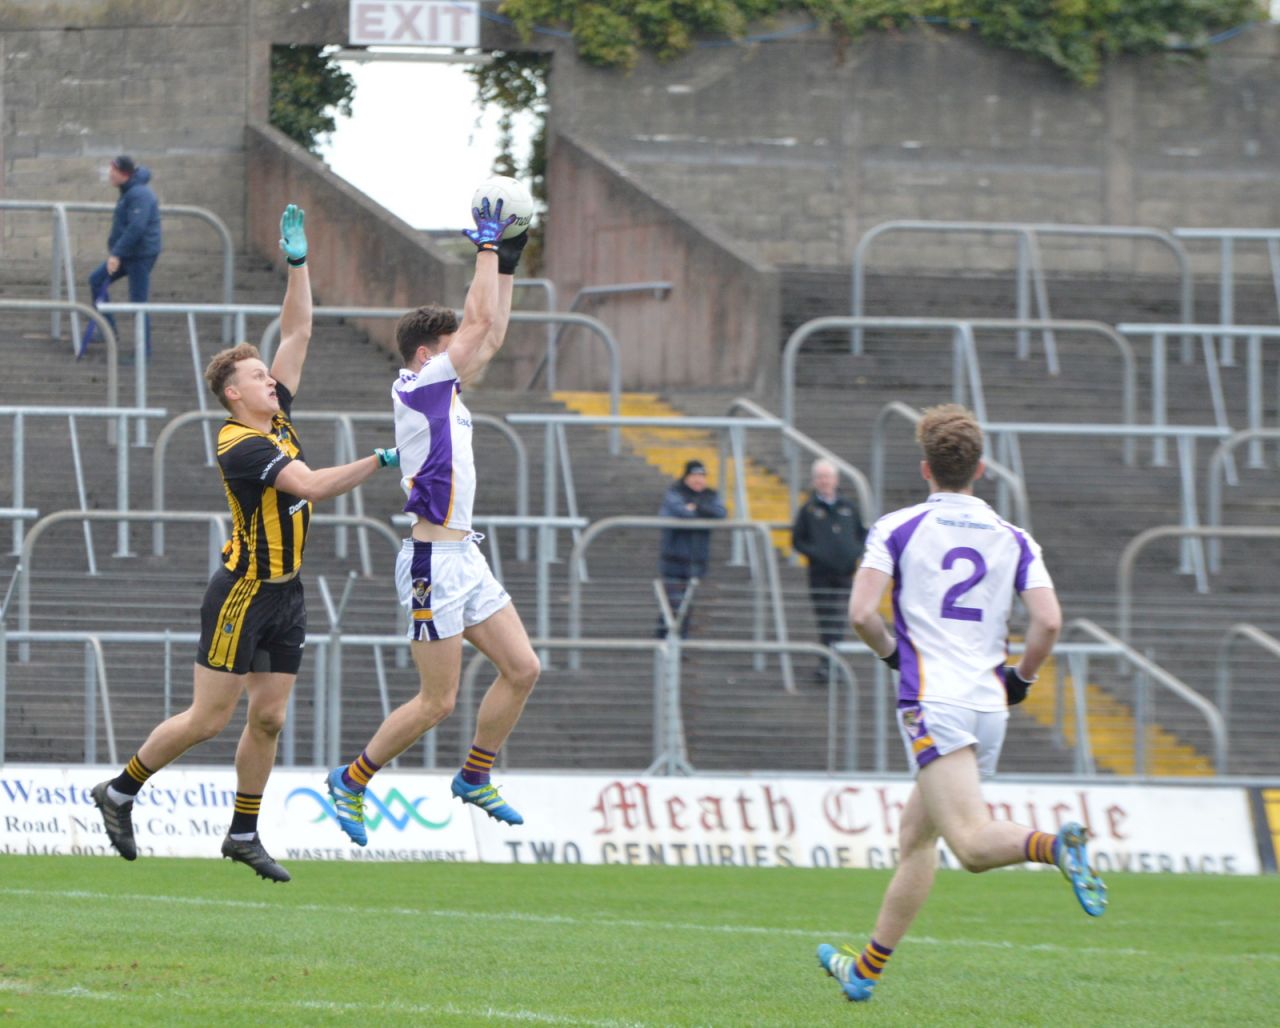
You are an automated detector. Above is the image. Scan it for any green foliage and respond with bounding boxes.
[269,45,356,155]
[498,0,1266,84]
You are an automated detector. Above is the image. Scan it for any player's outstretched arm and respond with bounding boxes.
[274,447,398,504]
[849,566,896,659]
[270,204,313,396]
[1016,586,1062,680]
[448,198,514,382]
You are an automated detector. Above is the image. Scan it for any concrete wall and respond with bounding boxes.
[246,123,466,358]
[544,134,779,391]
[546,22,1280,276]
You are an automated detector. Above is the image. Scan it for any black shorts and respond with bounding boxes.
[196,569,306,676]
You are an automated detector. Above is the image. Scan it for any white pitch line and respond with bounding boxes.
[0,980,644,1027]
[3,886,1277,963]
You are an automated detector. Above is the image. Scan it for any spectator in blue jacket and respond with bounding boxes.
[87,155,162,355]
[656,459,727,638]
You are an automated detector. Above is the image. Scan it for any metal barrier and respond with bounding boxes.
[1117,525,1280,647]
[505,411,783,576]
[1173,228,1280,362]
[0,199,235,343]
[89,302,623,451]
[0,299,121,407]
[1205,428,1280,572]
[1064,618,1226,775]
[981,420,1228,591]
[726,396,875,529]
[871,402,1031,528]
[257,306,625,454]
[528,281,672,392]
[1215,624,1280,744]
[565,516,795,692]
[783,316,1138,445]
[852,220,1194,353]
[1116,323,1280,469]
[151,408,530,566]
[12,509,401,661]
[2,405,168,559]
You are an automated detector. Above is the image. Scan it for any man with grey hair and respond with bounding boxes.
[791,458,866,679]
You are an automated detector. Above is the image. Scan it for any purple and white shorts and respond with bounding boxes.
[896,700,1008,778]
[395,536,510,641]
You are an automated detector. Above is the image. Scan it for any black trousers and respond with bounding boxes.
[656,575,696,639]
[808,567,853,648]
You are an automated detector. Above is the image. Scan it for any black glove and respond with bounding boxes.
[881,648,900,671]
[497,230,529,276]
[1003,666,1034,705]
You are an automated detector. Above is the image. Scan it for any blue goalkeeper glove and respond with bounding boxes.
[374,447,399,469]
[462,197,517,254]
[279,204,308,266]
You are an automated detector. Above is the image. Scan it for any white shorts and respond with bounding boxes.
[395,537,510,642]
[896,700,1008,778]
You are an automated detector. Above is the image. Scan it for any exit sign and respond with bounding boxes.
[349,2,481,47]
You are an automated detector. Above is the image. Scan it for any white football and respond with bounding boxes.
[470,175,533,239]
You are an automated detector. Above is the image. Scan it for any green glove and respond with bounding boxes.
[279,204,308,265]
[374,447,399,469]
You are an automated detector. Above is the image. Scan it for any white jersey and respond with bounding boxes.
[861,492,1053,712]
[392,352,476,531]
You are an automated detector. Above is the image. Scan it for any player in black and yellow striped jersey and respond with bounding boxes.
[91,205,400,882]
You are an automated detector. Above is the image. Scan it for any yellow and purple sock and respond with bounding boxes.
[109,754,154,798]
[341,750,381,792]
[229,792,262,836]
[460,745,497,786]
[1025,830,1059,865]
[852,938,894,982]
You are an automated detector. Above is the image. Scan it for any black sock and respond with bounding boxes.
[229,792,262,836]
[109,754,153,798]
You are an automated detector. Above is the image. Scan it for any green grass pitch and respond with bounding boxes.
[1,856,1277,1026]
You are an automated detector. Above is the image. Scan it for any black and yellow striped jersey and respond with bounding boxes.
[216,383,311,580]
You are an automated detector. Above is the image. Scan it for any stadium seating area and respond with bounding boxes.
[2,220,1279,780]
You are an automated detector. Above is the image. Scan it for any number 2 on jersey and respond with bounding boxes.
[940,546,986,622]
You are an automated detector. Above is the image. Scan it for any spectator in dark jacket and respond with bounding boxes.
[791,459,866,676]
[86,155,162,355]
[656,459,727,638]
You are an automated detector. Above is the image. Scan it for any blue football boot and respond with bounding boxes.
[816,943,877,1002]
[1056,821,1107,917]
[451,772,524,825]
[325,767,368,846]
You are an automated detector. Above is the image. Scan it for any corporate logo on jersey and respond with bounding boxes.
[286,786,453,834]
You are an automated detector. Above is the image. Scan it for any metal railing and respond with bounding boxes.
[725,396,874,529]
[1215,624,1280,744]
[0,199,235,343]
[565,516,795,692]
[505,411,786,580]
[1116,323,1280,469]
[852,220,1194,352]
[0,299,121,406]
[1064,619,1226,775]
[981,420,1228,591]
[782,316,1138,444]
[257,305,625,453]
[1205,428,1280,572]
[1117,525,1280,646]
[11,509,401,661]
[1173,228,1280,363]
[528,281,672,392]
[870,402,1031,527]
[151,408,530,567]
[2,405,168,559]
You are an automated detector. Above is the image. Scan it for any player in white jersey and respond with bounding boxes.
[326,199,541,841]
[816,405,1106,1004]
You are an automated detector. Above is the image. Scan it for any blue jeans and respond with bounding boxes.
[89,254,157,352]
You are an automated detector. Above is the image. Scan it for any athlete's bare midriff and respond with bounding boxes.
[411,519,470,542]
